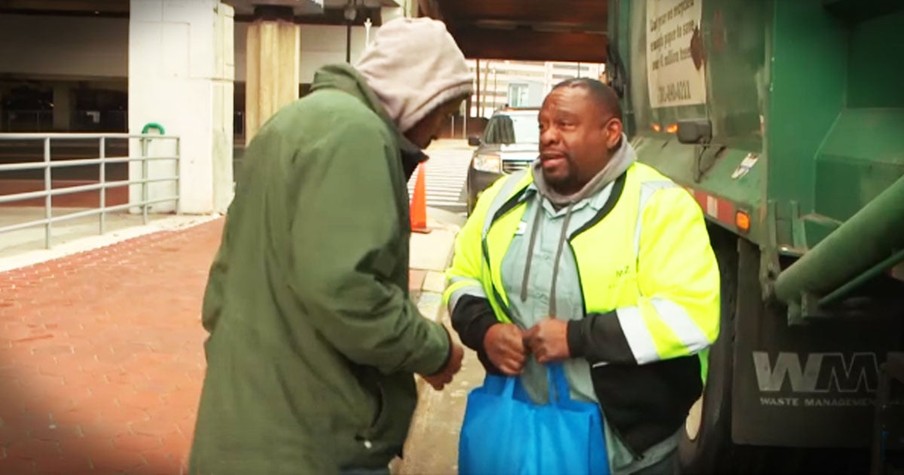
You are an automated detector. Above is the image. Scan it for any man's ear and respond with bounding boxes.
[606,118,624,149]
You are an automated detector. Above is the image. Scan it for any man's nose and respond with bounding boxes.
[540,126,559,146]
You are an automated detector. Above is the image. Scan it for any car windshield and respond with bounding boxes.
[483,112,538,145]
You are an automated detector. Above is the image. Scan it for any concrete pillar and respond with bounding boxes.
[381,6,405,23]
[52,83,72,131]
[244,6,299,145]
[128,0,235,214]
[0,88,5,132]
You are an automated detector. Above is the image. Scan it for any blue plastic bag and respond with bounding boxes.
[458,363,609,475]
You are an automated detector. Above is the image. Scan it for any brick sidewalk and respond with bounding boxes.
[0,219,225,474]
[0,217,439,474]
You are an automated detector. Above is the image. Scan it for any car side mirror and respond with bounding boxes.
[468,135,481,147]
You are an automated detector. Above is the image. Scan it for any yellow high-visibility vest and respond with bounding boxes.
[445,162,720,368]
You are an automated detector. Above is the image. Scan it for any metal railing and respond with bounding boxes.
[0,133,181,249]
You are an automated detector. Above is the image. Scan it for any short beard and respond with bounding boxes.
[543,170,581,197]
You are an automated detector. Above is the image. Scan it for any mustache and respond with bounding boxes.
[539,150,571,160]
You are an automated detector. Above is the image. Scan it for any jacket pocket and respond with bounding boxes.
[589,356,701,455]
[354,371,417,453]
[353,368,388,442]
[366,381,387,433]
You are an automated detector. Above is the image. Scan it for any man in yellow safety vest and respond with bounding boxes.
[444,78,721,474]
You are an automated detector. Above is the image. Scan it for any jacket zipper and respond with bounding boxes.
[567,240,645,462]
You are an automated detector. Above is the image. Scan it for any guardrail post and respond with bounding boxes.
[141,136,149,225]
[175,137,181,213]
[99,137,106,234]
[43,137,52,249]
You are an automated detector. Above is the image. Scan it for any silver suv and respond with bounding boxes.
[465,108,539,214]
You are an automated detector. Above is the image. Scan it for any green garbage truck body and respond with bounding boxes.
[608,0,904,471]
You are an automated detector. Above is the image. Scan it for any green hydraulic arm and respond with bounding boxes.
[773,174,904,320]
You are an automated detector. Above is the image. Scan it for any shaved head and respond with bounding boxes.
[550,78,623,122]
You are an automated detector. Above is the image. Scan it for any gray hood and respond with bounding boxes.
[531,133,636,207]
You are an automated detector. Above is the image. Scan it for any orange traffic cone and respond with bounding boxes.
[410,164,431,234]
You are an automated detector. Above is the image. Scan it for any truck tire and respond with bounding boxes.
[678,230,738,474]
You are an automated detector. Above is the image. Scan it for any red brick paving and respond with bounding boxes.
[0,219,225,474]
[0,218,433,474]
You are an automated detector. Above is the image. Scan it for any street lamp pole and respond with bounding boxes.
[346,23,351,63]
[492,67,498,111]
[344,0,357,63]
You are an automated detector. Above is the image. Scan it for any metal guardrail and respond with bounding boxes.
[0,133,181,249]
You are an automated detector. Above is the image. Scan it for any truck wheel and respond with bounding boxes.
[678,231,738,474]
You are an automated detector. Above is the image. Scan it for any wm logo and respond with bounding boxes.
[752,352,879,394]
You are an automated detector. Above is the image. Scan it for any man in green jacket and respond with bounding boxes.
[188,18,470,475]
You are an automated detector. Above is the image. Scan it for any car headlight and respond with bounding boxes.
[473,154,502,173]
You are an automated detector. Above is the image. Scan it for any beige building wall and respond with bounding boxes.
[466,60,606,118]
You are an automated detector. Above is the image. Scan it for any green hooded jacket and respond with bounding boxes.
[188,64,452,474]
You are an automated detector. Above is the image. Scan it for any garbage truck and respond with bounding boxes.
[605,0,904,472]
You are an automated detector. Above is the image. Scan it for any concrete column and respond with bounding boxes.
[52,83,72,131]
[0,88,5,132]
[244,6,299,145]
[128,0,235,214]
[381,6,405,23]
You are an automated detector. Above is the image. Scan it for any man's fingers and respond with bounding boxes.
[514,346,528,364]
[494,353,521,375]
[448,357,463,373]
[502,345,526,365]
[504,330,526,350]
[532,345,545,363]
[495,356,523,375]
[522,328,537,345]
[525,333,544,353]
[425,376,445,390]
[432,374,452,390]
[500,362,522,376]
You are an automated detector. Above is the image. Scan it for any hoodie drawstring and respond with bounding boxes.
[520,198,576,317]
[520,197,545,302]
[548,202,575,317]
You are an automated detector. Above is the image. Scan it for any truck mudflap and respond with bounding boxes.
[872,352,904,474]
[731,241,904,448]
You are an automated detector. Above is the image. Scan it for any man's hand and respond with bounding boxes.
[422,342,464,390]
[524,319,570,364]
[484,323,528,375]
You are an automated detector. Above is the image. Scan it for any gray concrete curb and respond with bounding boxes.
[0,214,222,273]
[410,206,463,324]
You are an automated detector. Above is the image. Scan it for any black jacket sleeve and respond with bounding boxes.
[450,295,504,375]
[567,311,638,365]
